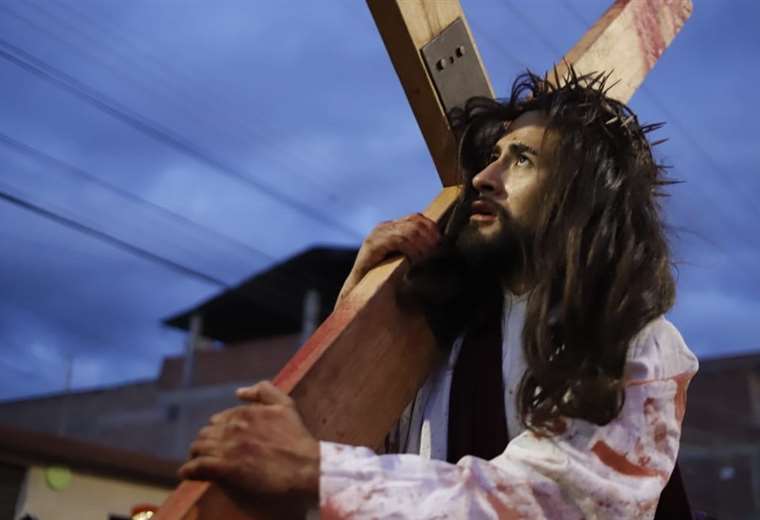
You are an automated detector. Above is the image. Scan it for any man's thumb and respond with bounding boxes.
[236,380,292,406]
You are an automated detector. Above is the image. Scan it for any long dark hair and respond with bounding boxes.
[399,69,676,434]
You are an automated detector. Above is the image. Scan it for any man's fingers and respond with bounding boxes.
[210,405,248,424]
[196,424,223,441]
[189,439,221,459]
[237,380,292,406]
[413,213,440,236]
[395,236,420,262]
[351,213,442,278]
[405,217,441,250]
[178,456,234,482]
[398,231,438,264]
[414,226,440,251]
[418,219,442,246]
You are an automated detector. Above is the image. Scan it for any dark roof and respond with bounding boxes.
[0,425,180,487]
[164,246,357,343]
[0,379,156,406]
[680,350,760,445]
[692,350,760,374]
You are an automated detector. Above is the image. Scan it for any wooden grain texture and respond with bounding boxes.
[153,481,213,520]
[278,186,460,447]
[367,0,494,187]
[557,0,693,103]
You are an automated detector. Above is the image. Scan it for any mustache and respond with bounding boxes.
[467,197,512,221]
[444,194,510,239]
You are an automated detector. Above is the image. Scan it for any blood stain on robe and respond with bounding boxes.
[591,440,665,480]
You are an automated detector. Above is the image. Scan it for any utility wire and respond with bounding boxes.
[0,38,363,240]
[501,0,564,61]
[0,132,275,264]
[467,18,528,72]
[0,187,232,289]
[4,1,359,215]
[0,182,345,325]
[639,82,759,218]
[0,9,360,318]
[0,129,353,300]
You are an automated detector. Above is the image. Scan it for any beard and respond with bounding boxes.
[453,206,531,283]
[398,200,533,346]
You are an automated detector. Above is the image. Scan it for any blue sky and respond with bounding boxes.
[0,0,757,400]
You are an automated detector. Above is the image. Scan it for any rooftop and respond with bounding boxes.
[164,246,357,343]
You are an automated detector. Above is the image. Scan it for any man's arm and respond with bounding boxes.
[319,317,698,519]
[178,214,441,504]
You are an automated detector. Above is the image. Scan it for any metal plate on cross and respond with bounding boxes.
[421,18,492,120]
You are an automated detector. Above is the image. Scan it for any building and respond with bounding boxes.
[0,246,356,463]
[679,352,760,518]
[0,424,176,520]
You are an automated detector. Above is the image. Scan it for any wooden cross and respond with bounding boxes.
[154,1,692,518]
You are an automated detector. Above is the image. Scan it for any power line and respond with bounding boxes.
[0,38,363,240]
[467,18,527,72]
[556,0,593,31]
[0,183,344,326]
[637,82,760,218]
[501,0,564,58]
[3,1,360,217]
[0,131,276,264]
[0,186,232,289]
[0,8,362,314]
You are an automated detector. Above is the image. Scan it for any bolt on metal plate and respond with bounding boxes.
[421,18,492,121]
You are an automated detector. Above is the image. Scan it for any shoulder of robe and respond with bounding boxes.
[624,316,699,383]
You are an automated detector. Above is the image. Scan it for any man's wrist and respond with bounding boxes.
[296,439,321,500]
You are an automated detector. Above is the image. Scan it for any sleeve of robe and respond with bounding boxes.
[318,317,699,519]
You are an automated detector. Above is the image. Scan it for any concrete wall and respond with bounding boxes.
[16,465,171,520]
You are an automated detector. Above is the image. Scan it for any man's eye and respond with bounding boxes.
[488,151,501,163]
[515,154,531,167]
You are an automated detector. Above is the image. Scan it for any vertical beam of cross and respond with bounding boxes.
[367,1,494,187]
[154,1,693,518]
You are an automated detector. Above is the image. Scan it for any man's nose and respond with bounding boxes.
[472,163,503,196]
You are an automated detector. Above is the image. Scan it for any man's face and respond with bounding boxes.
[456,110,552,272]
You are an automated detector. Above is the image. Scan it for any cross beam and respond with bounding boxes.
[154,1,692,518]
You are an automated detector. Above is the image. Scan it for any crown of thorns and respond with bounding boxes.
[517,65,667,148]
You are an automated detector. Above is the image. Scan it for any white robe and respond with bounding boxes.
[398,292,531,461]
[318,294,699,519]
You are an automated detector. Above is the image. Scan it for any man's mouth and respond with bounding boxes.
[470,199,498,223]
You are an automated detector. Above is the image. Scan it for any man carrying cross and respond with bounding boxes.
[178,70,699,518]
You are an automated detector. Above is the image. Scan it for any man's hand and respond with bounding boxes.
[337,213,441,304]
[178,381,320,503]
